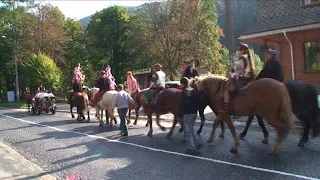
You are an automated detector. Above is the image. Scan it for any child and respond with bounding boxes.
[112,84,135,136]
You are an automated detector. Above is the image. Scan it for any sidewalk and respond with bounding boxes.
[0,141,56,180]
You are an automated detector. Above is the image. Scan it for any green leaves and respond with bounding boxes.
[21,53,63,91]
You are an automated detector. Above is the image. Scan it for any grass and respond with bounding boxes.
[0,101,26,108]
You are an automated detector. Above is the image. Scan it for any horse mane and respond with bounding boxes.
[194,74,227,95]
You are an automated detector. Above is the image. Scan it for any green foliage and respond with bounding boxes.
[21,54,63,91]
[222,47,263,76]
[86,6,131,83]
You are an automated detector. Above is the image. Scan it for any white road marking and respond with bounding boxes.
[0,113,318,180]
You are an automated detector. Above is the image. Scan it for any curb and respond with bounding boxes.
[0,141,56,180]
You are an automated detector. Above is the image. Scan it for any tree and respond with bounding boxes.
[86,6,131,83]
[20,53,63,92]
[135,0,223,80]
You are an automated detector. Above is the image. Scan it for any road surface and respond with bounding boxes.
[0,107,319,180]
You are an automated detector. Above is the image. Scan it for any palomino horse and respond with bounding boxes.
[67,91,90,121]
[194,75,293,155]
[239,80,320,147]
[88,88,118,126]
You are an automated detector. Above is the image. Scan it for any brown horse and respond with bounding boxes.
[67,91,90,121]
[25,94,35,113]
[131,88,182,137]
[194,75,293,155]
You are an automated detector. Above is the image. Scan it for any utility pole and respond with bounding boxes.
[225,0,234,70]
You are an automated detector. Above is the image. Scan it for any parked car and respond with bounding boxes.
[165,81,181,89]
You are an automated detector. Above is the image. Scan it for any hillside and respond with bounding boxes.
[79,6,142,29]
[79,1,260,55]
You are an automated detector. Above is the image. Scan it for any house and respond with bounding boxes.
[239,0,320,86]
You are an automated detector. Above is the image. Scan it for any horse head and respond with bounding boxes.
[194,74,226,96]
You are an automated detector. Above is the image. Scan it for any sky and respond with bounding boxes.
[45,1,151,20]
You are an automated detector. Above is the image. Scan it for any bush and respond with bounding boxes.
[21,53,63,92]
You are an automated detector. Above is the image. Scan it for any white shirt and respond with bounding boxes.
[150,71,166,88]
[112,90,135,109]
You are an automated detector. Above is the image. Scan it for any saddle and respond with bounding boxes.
[224,76,254,96]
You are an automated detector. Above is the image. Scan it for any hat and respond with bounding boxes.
[239,42,250,50]
[154,63,162,68]
[267,48,277,55]
[183,59,193,64]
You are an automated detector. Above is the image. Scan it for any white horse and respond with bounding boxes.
[88,88,118,126]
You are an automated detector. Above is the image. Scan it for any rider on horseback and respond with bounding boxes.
[126,71,140,94]
[72,63,85,93]
[223,42,255,112]
[150,63,166,105]
[92,71,111,106]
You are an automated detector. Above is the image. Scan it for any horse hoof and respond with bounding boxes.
[178,128,183,133]
[230,148,238,153]
[147,132,153,137]
[160,127,166,131]
[127,120,131,124]
[145,123,149,127]
[133,122,137,126]
[261,139,268,144]
[298,141,306,147]
[71,115,75,118]
[219,134,224,139]
[206,139,213,144]
[239,133,246,139]
[197,130,202,135]
[99,123,103,127]
[166,132,173,138]
[182,139,187,143]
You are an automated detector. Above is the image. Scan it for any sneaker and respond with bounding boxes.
[185,149,201,156]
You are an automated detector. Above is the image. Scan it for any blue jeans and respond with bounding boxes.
[118,108,128,135]
[183,113,200,150]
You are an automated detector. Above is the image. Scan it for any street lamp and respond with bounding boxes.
[1,21,20,102]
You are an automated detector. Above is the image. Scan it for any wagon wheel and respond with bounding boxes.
[50,107,56,114]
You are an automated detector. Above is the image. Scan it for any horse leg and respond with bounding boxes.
[97,108,103,127]
[113,109,117,125]
[166,117,179,138]
[105,110,108,124]
[239,115,254,139]
[156,115,166,131]
[27,104,30,113]
[219,121,225,138]
[197,108,205,135]
[265,114,289,155]
[86,106,90,123]
[207,116,223,144]
[133,105,140,125]
[127,109,131,125]
[256,115,269,144]
[70,105,75,118]
[224,116,240,153]
[147,113,153,137]
[298,114,311,147]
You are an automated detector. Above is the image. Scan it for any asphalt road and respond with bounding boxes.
[0,107,319,180]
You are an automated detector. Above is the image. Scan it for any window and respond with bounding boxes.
[302,0,320,6]
[304,41,320,71]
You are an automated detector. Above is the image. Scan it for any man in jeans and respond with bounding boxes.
[180,77,201,155]
[112,84,135,136]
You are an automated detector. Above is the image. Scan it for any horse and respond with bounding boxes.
[25,94,35,113]
[67,91,90,121]
[130,86,226,138]
[194,75,293,155]
[239,80,320,147]
[87,88,118,126]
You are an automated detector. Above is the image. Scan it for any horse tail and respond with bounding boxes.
[306,84,319,137]
[279,84,294,133]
